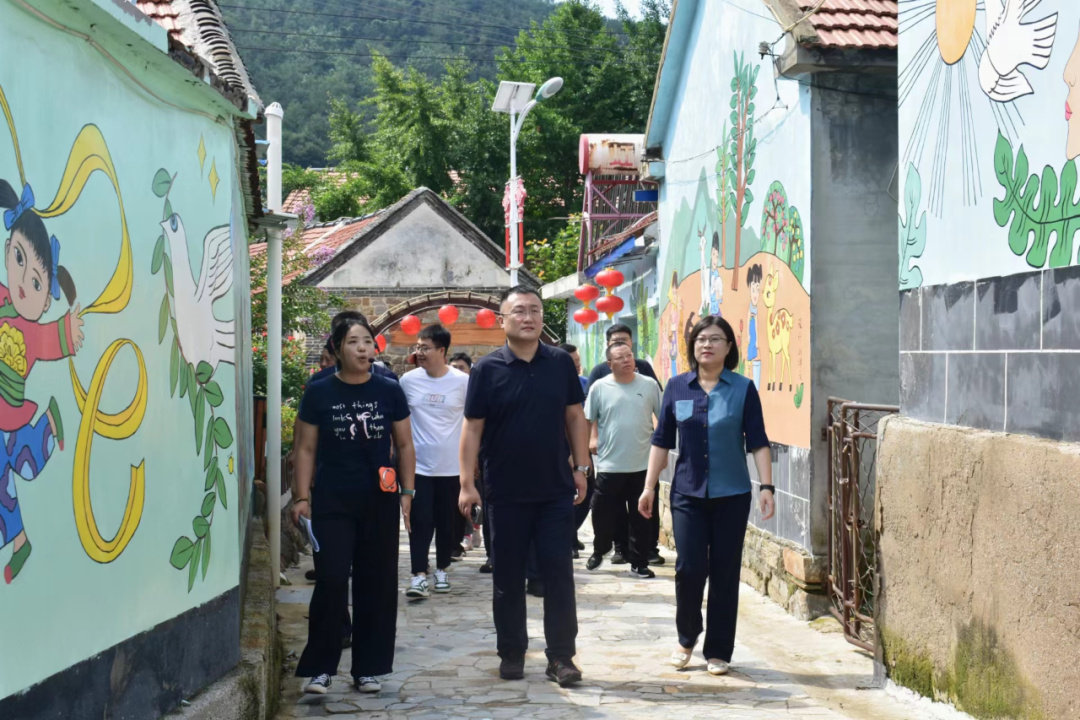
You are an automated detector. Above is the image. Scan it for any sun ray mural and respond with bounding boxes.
[900,0,1059,214]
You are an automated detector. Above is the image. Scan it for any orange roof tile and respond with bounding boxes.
[797,0,897,49]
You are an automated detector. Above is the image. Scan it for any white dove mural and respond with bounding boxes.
[160,213,236,372]
[979,0,1058,102]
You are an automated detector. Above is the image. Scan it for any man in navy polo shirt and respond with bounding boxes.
[458,286,591,687]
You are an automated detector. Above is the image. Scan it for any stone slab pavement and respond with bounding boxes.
[275,524,966,720]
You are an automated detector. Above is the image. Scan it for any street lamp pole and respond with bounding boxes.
[509,109,519,286]
[492,77,564,288]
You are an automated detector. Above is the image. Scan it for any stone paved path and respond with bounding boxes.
[274,525,957,720]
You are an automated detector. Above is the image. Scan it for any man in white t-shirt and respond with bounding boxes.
[400,324,470,598]
[584,342,662,578]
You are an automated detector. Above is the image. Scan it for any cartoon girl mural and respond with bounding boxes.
[0,179,84,582]
[1066,22,1080,160]
[0,83,148,578]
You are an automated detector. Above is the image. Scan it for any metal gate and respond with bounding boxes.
[826,398,897,651]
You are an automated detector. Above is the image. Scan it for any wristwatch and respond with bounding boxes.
[574,465,590,474]
[400,488,416,497]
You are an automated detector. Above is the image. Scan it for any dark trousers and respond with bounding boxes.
[488,497,578,661]
[409,475,460,574]
[591,471,651,567]
[573,468,595,534]
[296,494,400,678]
[670,490,751,663]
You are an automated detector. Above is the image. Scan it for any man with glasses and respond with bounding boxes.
[401,325,470,598]
[458,286,590,687]
[585,324,664,567]
[585,342,661,578]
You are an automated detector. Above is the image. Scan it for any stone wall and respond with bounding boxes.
[875,415,1080,720]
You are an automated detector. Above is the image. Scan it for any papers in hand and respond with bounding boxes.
[299,516,320,552]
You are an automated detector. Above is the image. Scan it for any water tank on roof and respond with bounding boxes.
[578,134,644,176]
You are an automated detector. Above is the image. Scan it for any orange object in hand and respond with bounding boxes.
[379,467,398,493]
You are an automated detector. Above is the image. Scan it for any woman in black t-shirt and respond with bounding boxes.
[291,317,416,695]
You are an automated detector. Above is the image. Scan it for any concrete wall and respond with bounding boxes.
[808,73,899,554]
[875,415,1080,720]
[317,203,509,289]
[0,0,253,714]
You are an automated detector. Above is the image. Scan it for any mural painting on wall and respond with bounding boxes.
[0,82,238,591]
[658,53,810,449]
[899,0,1080,284]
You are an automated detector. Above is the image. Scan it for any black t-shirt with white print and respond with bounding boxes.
[298,373,410,515]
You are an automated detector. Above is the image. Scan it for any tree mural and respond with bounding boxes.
[758,181,805,284]
[715,121,732,267]
[993,132,1080,268]
[727,52,759,289]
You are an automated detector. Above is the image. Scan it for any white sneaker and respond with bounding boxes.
[406,575,430,598]
[304,674,332,694]
[355,675,381,693]
[434,568,451,593]
[462,535,474,552]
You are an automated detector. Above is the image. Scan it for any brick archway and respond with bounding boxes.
[370,290,559,345]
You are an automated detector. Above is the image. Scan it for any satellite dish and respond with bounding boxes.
[537,77,564,101]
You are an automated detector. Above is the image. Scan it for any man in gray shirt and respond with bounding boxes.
[583,342,662,578]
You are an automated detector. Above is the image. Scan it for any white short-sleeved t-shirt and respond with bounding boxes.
[584,374,662,473]
[400,366,470,477]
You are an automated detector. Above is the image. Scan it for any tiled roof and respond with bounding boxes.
[283,189,313,215]
[249,212,385,290]
[797,0,897,49]
[136,1,182,38]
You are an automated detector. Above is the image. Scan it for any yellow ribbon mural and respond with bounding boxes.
[1,84,147,563]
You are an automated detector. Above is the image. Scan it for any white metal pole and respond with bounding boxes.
[509,110,519,287]
[265,102,284,587]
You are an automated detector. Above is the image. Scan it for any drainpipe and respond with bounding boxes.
[265,102,283,587]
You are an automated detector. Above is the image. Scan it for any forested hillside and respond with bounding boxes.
[222,0,560,167]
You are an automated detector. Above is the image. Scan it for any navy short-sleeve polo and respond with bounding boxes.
[464,343,585,503]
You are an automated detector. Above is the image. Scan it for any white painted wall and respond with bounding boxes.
[316,203,510,288]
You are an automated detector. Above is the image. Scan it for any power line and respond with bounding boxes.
[234,44,656,67]
[229,26,637,58]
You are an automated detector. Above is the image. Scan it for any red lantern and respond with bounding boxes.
[595,268,625,289]
[438,304,459,326]
[596,294,625,320]
[573,284,600,303]
[476,308,497,329]
[573,307,599,328]
[375,334,388,353]
[400,314,421,335]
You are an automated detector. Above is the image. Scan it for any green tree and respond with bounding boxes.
[728,52,759,290]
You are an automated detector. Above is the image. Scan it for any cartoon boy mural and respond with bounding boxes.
[708,231,723,316]
[0,179,85,583]
[744,263,762,389]
[667,271,681,378]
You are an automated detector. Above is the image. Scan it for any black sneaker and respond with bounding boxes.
[546,658,582,687]
[611,551,628,565]
[479,561,493,573]
[573,547,580,559]
[631,565,656,579]
[574,536,586,551]
[304,674,332,694]
[305,569,317,581]
[499,657,525,680]
[648,550,666,566]
[527,579,545,597]
[586,554,603,571]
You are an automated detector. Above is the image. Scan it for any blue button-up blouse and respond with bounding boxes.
[651,369,770,499]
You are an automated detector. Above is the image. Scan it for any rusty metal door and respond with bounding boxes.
[826,399,897,651]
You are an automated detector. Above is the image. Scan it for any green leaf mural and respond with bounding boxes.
[757,182,805,284]
[899,163,927,289]
[151,168,236,593]
[727,52,759,290]
[993,132,1080,268]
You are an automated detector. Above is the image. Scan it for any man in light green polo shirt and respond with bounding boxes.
[583,342,662,578]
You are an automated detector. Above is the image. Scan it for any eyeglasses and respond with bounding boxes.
[503,307,543,319]
[411,345,438,354]
[694,334,729,347]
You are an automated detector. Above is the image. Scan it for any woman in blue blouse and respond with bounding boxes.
[638,315,775,675]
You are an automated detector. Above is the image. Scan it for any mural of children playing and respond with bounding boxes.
[744,263,762,389]
[0,179,84,583]
[707,231,723,317]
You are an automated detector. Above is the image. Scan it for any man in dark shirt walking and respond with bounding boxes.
[459,286,591,687]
